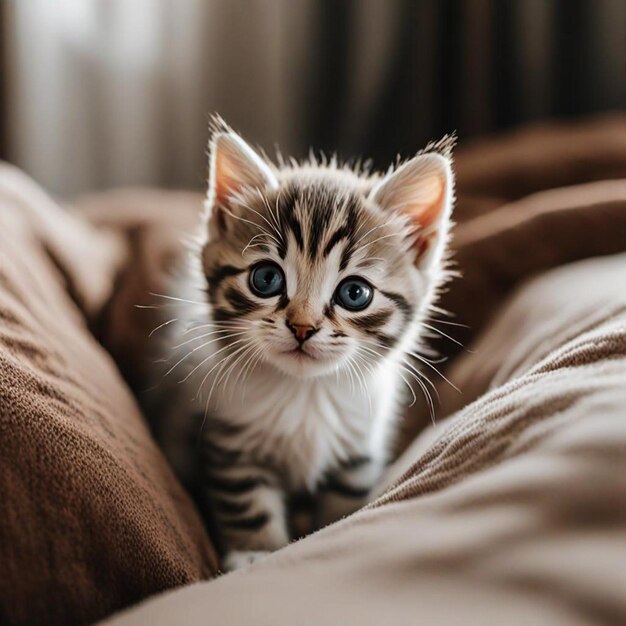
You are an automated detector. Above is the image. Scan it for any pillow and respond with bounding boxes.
[0,165,217,626]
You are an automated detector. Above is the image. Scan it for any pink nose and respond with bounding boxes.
[286,320,319,343]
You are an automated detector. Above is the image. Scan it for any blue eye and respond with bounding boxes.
[249,262,285,298]
[334,277,374,311]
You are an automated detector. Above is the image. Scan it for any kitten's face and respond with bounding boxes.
[201,127,454,379]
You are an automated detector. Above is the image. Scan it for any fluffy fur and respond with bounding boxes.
[153,118,456,572]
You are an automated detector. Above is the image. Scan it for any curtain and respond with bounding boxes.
[2,0,624,198]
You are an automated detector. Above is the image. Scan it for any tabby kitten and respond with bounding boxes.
[158,120,455,571]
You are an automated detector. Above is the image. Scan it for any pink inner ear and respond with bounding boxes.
[407,173,446,233]
[214,153,241,206]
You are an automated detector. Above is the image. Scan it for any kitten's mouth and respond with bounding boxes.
[286,346,317,361]
[271,343,347,378]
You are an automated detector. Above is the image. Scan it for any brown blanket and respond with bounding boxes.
[0,114,625,625]
[0,166,217,626]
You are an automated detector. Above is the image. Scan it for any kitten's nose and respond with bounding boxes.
[286,319,319,343]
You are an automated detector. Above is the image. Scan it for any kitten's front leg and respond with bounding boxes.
[316,455,384,529]
[204,462,289,572]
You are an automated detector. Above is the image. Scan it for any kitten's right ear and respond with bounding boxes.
[369,151,454,270]
[206,131,278,236]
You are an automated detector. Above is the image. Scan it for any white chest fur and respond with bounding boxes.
[203,361,402,491]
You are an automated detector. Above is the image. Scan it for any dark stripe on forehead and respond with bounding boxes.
[321,199,360,269]
[339,248,352,272]
[287,214,304,251]
[224,286,259,315]
[381,290,414,321]
[339,247,352,272]
[339,201,360,270]
[278,186,304,255]
[349,309,393,333]
[324,228,346,258]
[308,201,334,260]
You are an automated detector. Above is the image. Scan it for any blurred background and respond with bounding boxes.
[0,0,624,198]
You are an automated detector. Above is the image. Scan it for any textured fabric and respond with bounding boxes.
[435,180,626,375]
[101,249,626,626]
[0,164,217,626]
[453,114,626,220]
[1,117,626,625]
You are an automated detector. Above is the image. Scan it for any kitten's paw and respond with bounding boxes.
[223,550,270,572]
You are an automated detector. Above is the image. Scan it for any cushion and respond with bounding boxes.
[0,164,217,626]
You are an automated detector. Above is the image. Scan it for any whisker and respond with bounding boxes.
[351,219,396,249]
[182,320,254,334]
[357,346,420,412]
[350,353,373,417]
[201,340,253,407]
[148,292,207,306]
[218,342,259,400]
[149,318,179,337]
[172,328,249,350]
[164,332,247,376]
[421,323,472,351]
[350,231,401,258]
[357,343,436,422]
[343,357,357,395]
[135,303,209,311]
[179,338,247,383]
[400,357,440,402]
[348,356,366,402]
[220,206,280,245]
[358,337,460,394]
[237,342,265,391]
[403,350,461,394]
[196,345,252,435]
[424,316,470,329]
[242,232,275,255]
[260,193,284,243]
[239,198,284,242]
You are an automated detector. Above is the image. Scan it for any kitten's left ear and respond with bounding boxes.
[206,130,279,236]
[369,152,454,269]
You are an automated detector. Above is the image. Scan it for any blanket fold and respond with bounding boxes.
[0,165,217,626]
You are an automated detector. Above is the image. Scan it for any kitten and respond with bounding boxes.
[156,119,455,572]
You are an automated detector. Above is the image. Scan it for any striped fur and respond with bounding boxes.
[155,120,456,571]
